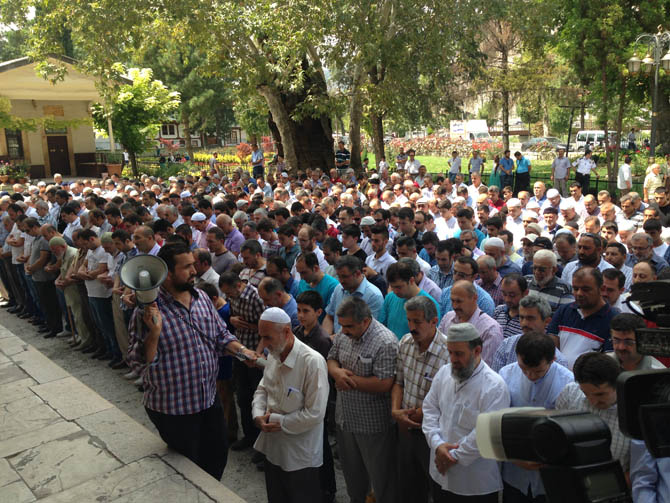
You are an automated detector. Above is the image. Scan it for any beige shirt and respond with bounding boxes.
[252,337,329,471]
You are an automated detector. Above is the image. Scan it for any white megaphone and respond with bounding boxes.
[119,254,168,305]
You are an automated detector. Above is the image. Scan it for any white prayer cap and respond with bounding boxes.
[522,210,538,221]
[191,212,206,222]
[447,323,480,342]
[360,216,376,226]
[546,188,560,198]
[521,233,539,243]
[260,307,291,325]
[526,201,540,210]
[180,190,192,198]
[453,196,466,204]
[483,237,505,250]
[618,220,636,232]
[507,198,521,207]
[559,199,575,211]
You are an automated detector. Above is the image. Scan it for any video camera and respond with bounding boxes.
[619,280,670,458]
[474,280,670,503]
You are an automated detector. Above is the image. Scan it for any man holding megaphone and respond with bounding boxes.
[125,241,261,480]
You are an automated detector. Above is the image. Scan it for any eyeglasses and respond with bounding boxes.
[454,270,473,278]
[612,337,636,347]
[374,218,384,223]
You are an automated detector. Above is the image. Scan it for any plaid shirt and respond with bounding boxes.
[262,239,282,259]
[476,274,504,307]
[428,264,454,290]
[556,382,630,471]
[493,304,522,338]
[526,275,574,313]
[240,264,266,289]
[395,329,450,409]
[328,318,399,434]
[127,287,236,415]
[228,283,265,348]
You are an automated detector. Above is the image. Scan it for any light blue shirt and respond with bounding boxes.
[516,156,531,174]
[380,290,440,339]
[631,439,670,503]
[499,362,575,497]
[251,149,264,166]
[326,278,383,332]
[439,283,495,317]
[282,296,300,330]
[491,333,570,373]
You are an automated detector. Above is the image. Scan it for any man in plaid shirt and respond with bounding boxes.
[219,270,266,452]
[392,296,449,503]
[327,297,399,503]
[127,243,257,480]
[239,239,267,288]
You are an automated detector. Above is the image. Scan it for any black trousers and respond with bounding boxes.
[575,172,591,195]
[146,398,228,480]
[514,171,530,195]
[433,482,498,503]
[398,427,431,503]
[34,280,63,333]
[503,482,546,503]
[233,359,263,442]
[265,459,322,503]
[321,420,336,502]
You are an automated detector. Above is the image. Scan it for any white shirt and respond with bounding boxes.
[653,242,668,258]
[422,360,511,495]
[618,163,632,190]
[85,245,113,298]
[365,251,397,278]
[434,216,458,240]
[63,217,82,244]
[415,255,432,275]
[9,223,23,264]
[252,337,329,471]
[574,157,596,175]
[197,266,221,295]
[405,159,422,175]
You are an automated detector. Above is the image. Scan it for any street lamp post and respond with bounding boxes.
[627,26,670,158]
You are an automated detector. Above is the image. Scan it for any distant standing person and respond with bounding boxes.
[514,151,531,195]
[448,150,462,182]
[627,128,637,151]
[209,152,219,171]
[336,141,351,176]
[500,150,515,191]
[618,155,632,197]
[468,150,483,182]
[251,143,265,179]
[573,150,598,195]
[551,148,571,197]
[396,147,408,171]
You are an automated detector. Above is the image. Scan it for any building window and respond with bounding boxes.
[225,130,239,145]
[5,130,24,160]
[161,124,176,137]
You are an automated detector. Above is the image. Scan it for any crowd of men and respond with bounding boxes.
[0,159,669,503]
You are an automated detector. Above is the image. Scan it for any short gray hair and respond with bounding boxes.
[533,249,557,266]
[477,255,496,269]
[518,294,552,320]
[631,232,653,247]
[405,295,438,322]
[336,296,372,323]
[398,257,420,277]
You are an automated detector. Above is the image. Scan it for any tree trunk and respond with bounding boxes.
[542,95,550,137]
[129,151,138,178]
[600,63,612,195]
[580,100,586,129]
[268,115,284,158]
[613,78,627,195]
[501,48,510,151]
[258,83,334,176]
[182,112,194,161]
[348,64,365,173]
[370,112,385,171]
[656,86,670,157]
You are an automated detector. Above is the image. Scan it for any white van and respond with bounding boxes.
[574,130,627,151]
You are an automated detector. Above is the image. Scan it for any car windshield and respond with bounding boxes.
[546,137,561,143]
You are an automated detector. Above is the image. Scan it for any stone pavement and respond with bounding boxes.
[0,324,246,503]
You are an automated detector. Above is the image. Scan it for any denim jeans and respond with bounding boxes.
[88,296,122,360]
[56,288,71,332]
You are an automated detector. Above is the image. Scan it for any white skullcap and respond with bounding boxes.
[559,199,575,211]
[191,212,206,222]
[546,188,560,198]
[522,210,538,221]
[447,323,480,342]
[526,201,540,210]
[180,190,192,198]
[360,216,376,226]
[618,221,636,232]
[507,198,521,207]
[522,233,539,243]
[453,196,466,204]
[260,307,291,325]
[483,237,505,249]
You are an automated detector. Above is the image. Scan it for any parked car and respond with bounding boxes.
[521,136,567,151]
[574,130,627,151]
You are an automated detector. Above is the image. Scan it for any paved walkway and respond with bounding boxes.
[0,324,246,503]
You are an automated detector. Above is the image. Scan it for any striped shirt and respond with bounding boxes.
[526,275,574,313]
[476,274,504,307]
[491,333,569,373]
[395,329,450,409]
[556,382,630,471]
[428,265,454,290]
[493,304,522,338]
[127,287,237,415]
[227,283,265,348]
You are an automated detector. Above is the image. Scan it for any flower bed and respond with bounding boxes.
[388,135,503,160]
